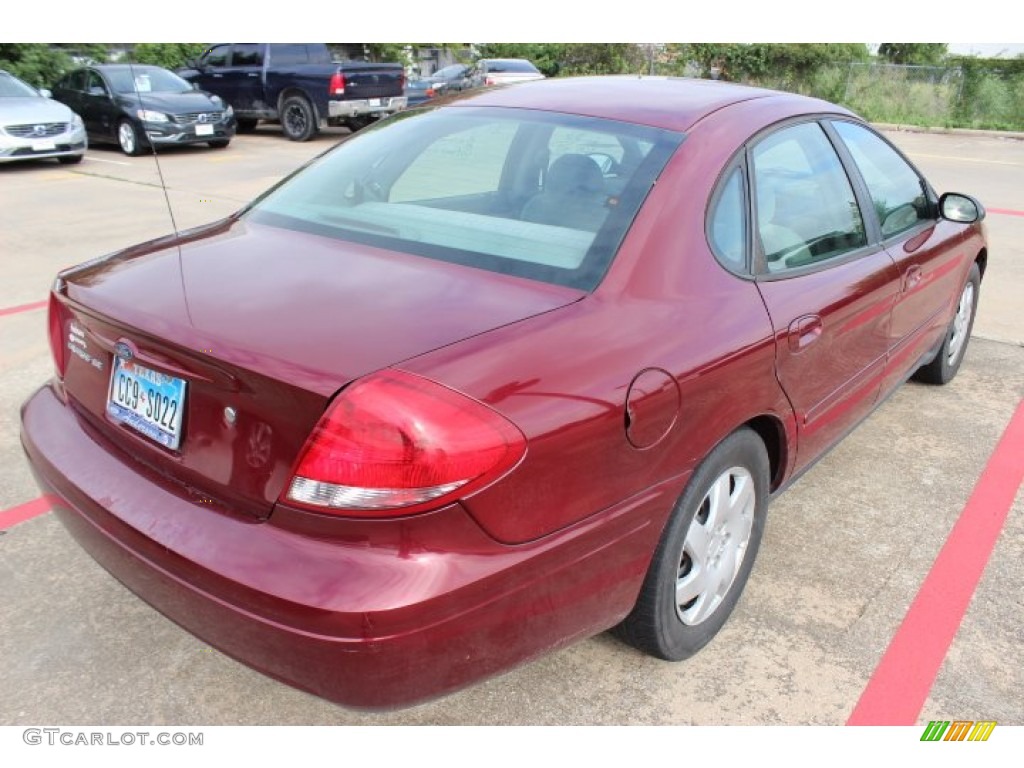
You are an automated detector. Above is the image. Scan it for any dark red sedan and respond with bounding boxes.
[21,77,986,709]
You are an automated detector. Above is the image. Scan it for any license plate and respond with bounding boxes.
[368,98,382,107]
[107,357,187,450]
[195,124,214,136]
[32,139,57,151]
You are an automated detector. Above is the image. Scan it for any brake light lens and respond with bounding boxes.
[285,370,526,517]
[329,72,345,95]
[47,290,67,379]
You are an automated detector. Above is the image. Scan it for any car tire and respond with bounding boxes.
[58,155,83,165]
[614,427,769,660]
[117,119,144,156]
[235,118,258,134]
[280,96,317,142]
[207,140,230,149]
[913,262,981,385]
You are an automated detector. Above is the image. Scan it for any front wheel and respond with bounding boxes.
[913,262,981,385]
[117,119,144,156]
[280,96,317,142]
[614,428,769,660]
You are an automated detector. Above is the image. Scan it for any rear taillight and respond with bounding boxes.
[398,72,406,89]
[329,72,345,96]
[47,288,67,379]
[284,370,526,517]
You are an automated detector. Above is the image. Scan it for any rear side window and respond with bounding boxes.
[271,44,311,66]
[832,121,933,238]
[231,44,264,67]
[752,122,867,273]
[248,107,683,290]
[709,166,748,272]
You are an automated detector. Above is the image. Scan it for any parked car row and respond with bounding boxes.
[3,52,546,166]
[405,58,544,105]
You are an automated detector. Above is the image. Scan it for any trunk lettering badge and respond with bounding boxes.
[114,341,134,361]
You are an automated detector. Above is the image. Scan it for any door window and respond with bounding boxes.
[202,45,230,68]
[708,166,748,271]
[752,122,867,273]
[832,121,933,238]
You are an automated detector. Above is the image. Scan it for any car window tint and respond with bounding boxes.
[832,121,933,238]
[86,71,107,96]
[709,166,747,271]
[249,107,682,291]
[203,45,230,68]
[271,45,310,66]
[752,122,867,273]
[231,44,264,68]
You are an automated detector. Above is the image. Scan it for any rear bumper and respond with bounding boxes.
[328,96,407,119]
[20,383,677,708]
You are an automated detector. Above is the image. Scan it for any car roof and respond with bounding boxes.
[449,75,852,133]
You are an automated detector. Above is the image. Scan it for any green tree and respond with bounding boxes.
[0,44,75,87]
[878,43,948,66]
[131,43,207,70]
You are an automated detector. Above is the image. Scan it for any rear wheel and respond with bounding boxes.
[615,428,769,660]
[280,96,317,142]
[914,262,981,385]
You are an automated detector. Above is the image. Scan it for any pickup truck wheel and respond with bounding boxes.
[280,96,317,142]
[235,118,258,134]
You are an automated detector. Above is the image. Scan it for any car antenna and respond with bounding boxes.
[125,49,194,325]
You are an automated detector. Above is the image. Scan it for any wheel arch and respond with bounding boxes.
[742,414,788,492]
[975,247,987,280]
[276,87,320,123]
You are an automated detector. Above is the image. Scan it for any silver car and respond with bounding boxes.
[1,69,87,165]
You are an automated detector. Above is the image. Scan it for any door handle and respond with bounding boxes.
[212,73,223,78]
[788,314,823,353]
[903,265,923,293]
[247,72,259,77]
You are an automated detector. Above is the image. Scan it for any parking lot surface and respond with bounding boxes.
[1,125,1022,725]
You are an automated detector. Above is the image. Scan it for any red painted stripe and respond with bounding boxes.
[989,207,1024,217]
[848,399,1024,725]
[0,299,47,318]
[0,496,53,531]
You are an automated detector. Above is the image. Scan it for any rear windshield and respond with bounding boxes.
[247,106,682,290]
[487,60,541,74]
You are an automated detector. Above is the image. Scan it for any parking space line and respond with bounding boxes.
[0,496,52,531]
[0,300,46,318]
[847,398,1024,725]
[84,156,131,166]
[989,207,1024,217]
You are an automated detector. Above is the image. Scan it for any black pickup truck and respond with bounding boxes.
[178,44,407,140]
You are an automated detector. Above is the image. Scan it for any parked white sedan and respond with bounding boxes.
[467,59,545,88]
[0,69,87,165]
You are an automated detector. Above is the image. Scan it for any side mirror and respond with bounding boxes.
[39,88,53,98]
[939,192,985,223]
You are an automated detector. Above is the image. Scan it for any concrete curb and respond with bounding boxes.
[873,122,1024,141]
